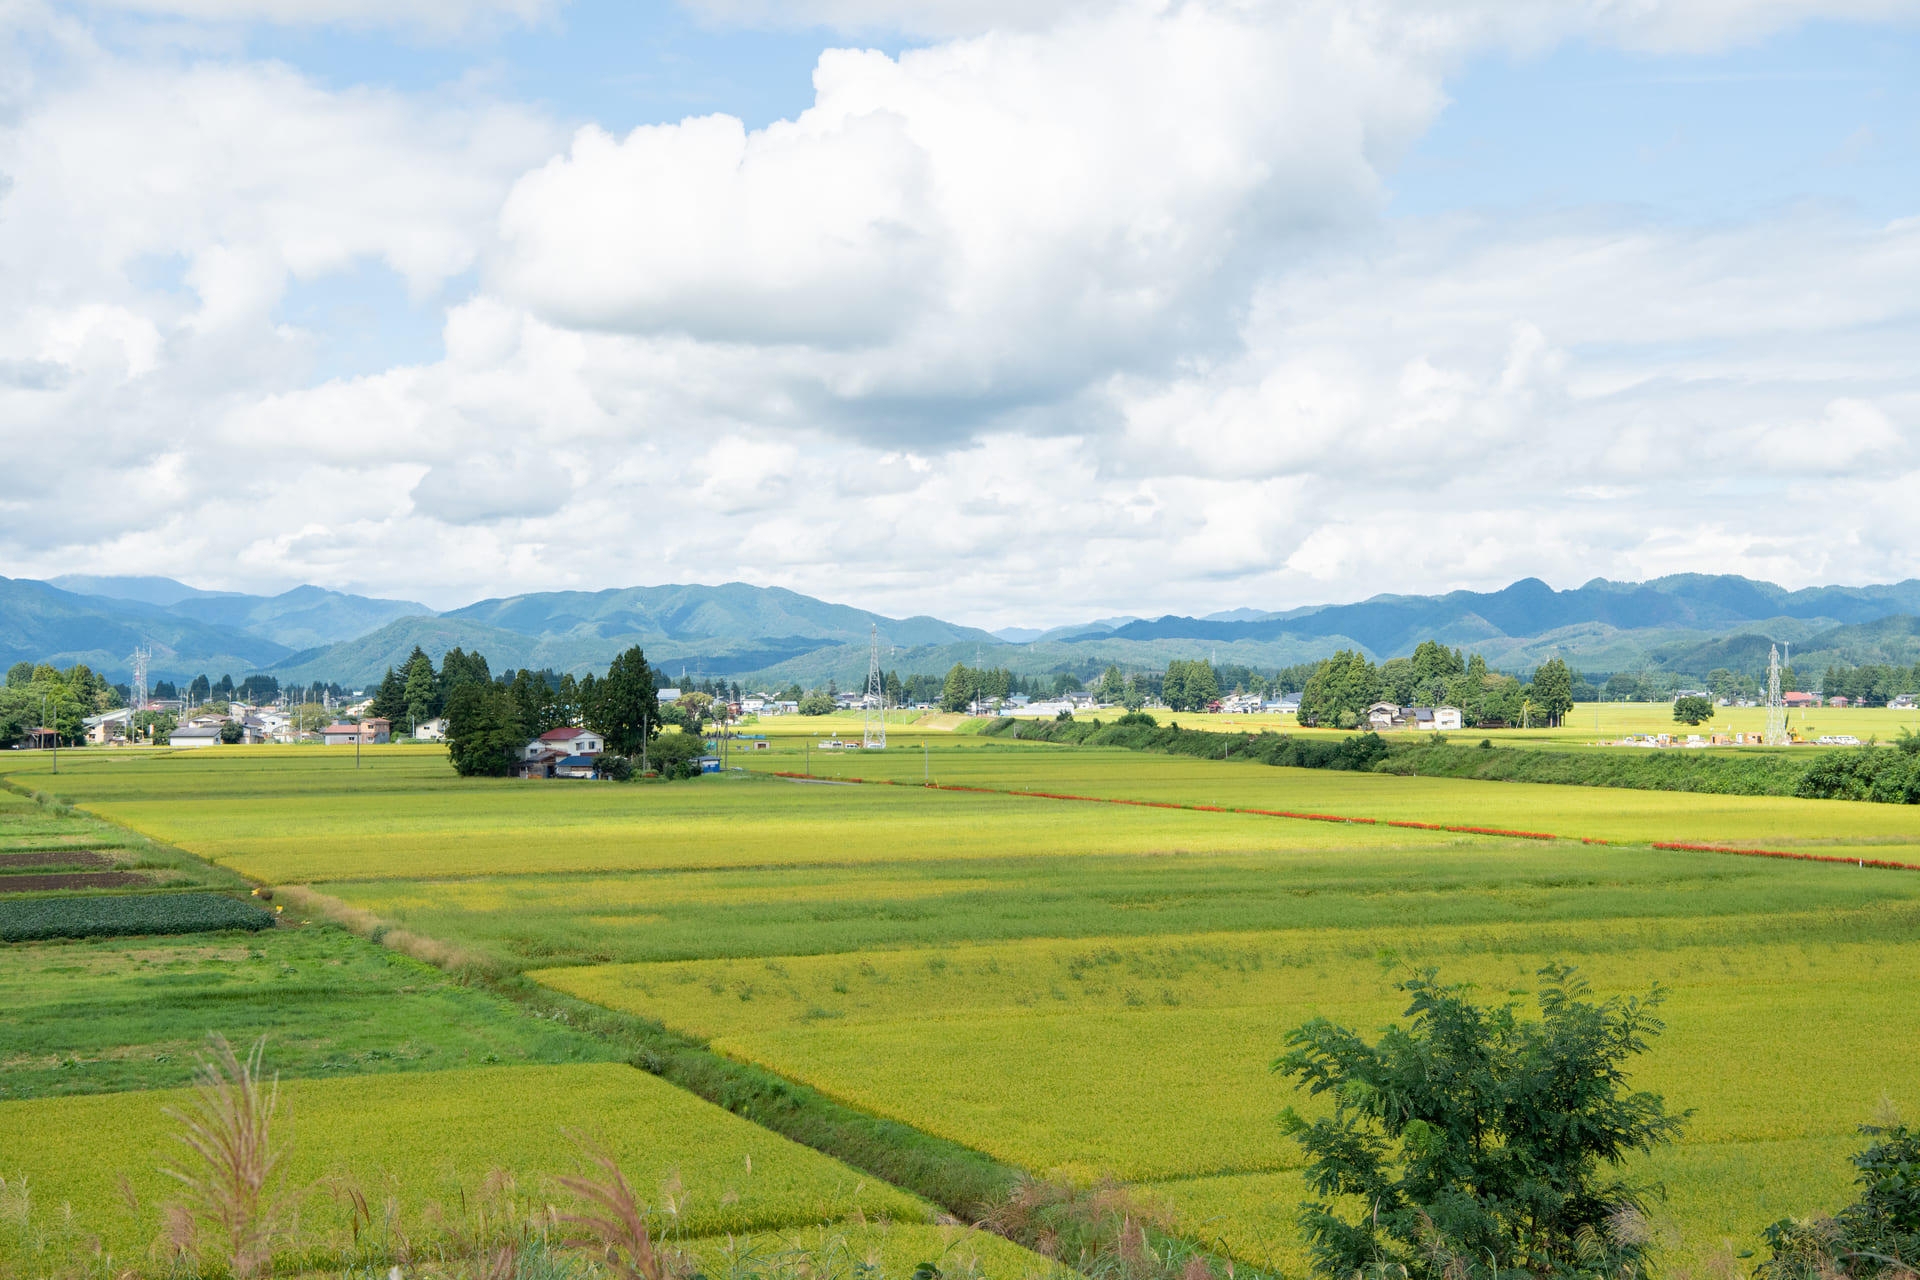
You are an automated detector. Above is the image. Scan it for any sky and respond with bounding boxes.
[2,0,1919,627]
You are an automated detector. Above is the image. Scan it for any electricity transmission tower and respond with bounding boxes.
[1764,643,1788,746]
[864,624,886,749]
[130,645,150,712]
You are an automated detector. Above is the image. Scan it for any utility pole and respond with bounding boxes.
[924,738,929,783]
[641,715,649,776]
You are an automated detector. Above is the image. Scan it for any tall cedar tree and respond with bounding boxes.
[369,667,407,724]
[940,662,973,712]
[1532,657,1576,727]
[401,647,437,731]
[1276,965,1687,1280]
[592,646,660,755]
[436,648,491,705]
[444,682,526,776]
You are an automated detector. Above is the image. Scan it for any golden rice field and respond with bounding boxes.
[7,740,1919,1277]
[2,747,1480,884]
[739,740,1920,863]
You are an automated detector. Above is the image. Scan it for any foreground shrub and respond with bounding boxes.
[1796,735,1920,804]
[1760,1107,1920,1280]
[978,1175,1247,1280]
[1275,964,1687,1280]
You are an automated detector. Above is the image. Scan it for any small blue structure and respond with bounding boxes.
[698,755,722,774]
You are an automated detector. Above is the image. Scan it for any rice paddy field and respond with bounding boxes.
[5,737,1919,1277]
[0,1062,925,1272]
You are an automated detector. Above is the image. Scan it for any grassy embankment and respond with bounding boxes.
[9,745,1920,1276]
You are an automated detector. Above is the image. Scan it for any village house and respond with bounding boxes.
[413,717,449,742]
[1409,706,1464,732]
[525,726,603,759]
[1364,701,1407,730]
[84,708,134,744]
[168,725,225,748]
[322,718,390,746]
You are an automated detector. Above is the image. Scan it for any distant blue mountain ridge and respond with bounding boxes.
[5,572,1919,688]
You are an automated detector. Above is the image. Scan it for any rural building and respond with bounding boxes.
[169,725,224,748]
[322,719,390,746]
[526,727,602,759]
[84,708,134,744]
[1892,694,1918,710]
[554,754,601,779]
[1364,701,1407,730]
[1410,706,1463,732]
[414,717,449,741]
[657,688,682,704]
[1783,691,1818,707]
[511,750,564,779]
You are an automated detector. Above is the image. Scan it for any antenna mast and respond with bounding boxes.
[1764,643,1787,747]
[864,624,886,749]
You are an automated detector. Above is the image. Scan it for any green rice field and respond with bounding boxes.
[0,1062,926,1273]
[5,740,1918,1277]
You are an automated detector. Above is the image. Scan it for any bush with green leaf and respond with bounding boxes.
[1760,1108,1920,1280]
[1273,964,1687,1280]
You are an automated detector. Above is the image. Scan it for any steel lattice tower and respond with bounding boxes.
[864,624,886,749]
[130,645,150,712]
[1764,643,1787,746]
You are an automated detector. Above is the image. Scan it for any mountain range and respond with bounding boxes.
[5,573,1920,691]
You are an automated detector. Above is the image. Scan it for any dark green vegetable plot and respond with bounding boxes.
[0,890,270,941]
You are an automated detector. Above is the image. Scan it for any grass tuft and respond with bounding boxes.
[159,1033,293,1280]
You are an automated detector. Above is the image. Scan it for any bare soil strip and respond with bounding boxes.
[0,871,148,893]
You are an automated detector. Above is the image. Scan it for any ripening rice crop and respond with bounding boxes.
[683,1221,1071,1280]
[16,751,1474,885]
[0,1062,926,1271]
[741,744,1920,861]
[642,936,1920,1182]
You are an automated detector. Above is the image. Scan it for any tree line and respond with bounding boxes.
[367,645,708,778]
[1,662,121,746]
[1299,643,1580,729]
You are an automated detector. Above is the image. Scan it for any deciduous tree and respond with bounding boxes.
[1275,965,1686,1280]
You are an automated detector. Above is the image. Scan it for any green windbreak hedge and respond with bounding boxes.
[0,892,273,942]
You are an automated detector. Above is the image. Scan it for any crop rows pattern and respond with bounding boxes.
[0,890,271,941]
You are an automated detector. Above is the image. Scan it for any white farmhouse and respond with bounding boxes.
[527,726,603,758]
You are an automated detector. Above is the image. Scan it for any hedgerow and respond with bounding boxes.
[0,891,272,942]
[982,718,1920,804]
